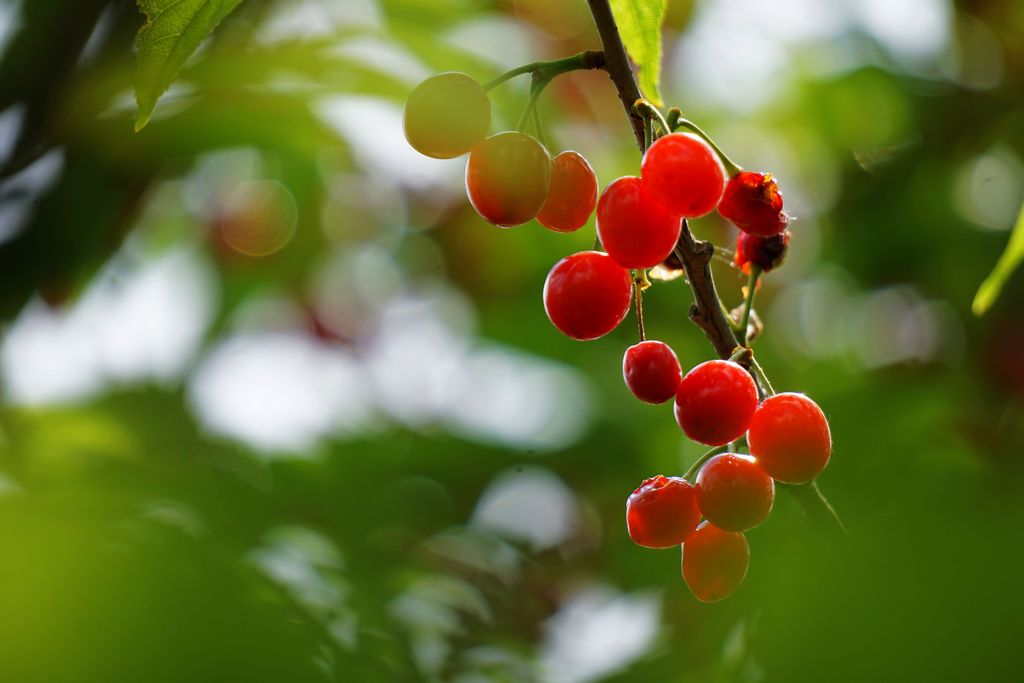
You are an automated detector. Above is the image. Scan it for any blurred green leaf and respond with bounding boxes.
[973,199,1024,316]
[609,0,666,106]
[134,0,245,131]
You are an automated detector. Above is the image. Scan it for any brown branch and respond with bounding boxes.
[586,0,737,361]
[673,221,740,359]
[584,0,847,540]
[586,0,645,150]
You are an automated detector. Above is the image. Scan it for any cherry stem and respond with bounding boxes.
[750,356,775,397]
[585,0,847,538]
[484,50,607,91]
[673,118,743,177]
[530,87,549,146]
[515,75,543,132]
[779,481,849,538]
[683,445,728,481]
[738,266,761,346]
[634,270,650,341]
[633,99,670,140]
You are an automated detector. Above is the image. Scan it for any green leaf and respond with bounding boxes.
[609,0,667,106]
[134,0,245,131]
[973,199,1024,316]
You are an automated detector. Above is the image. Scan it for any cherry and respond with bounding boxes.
[718,171,790,237]
[404,72,491,159]
[543,251,632,340]
[695,453,775,532]
[626,475,702,548]
[640,133,726,218]
[681,521,750,603]
[734,229,790,275]
[622,340,682,404]
[537,151,598,233]
[466,131,552,227]
[674,360,758,446]
[747,392,832,484]
[596,176,681,269]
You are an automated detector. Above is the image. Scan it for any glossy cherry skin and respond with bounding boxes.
[681,522,750,603]
[404,72,491,159]
[543,251,632,340]
[718,171,789,237]
[641,133,726,218]
[537,151,598,233]
[674,360,758,446]
[748,393,832,484]
[466,132,552,227]
[626,475,702,548]
[695,453,775,532]
[596,176,681,269]
[735,229,790,275]
[622,340,682,404]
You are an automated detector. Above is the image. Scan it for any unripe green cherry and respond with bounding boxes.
[404,72,491,159]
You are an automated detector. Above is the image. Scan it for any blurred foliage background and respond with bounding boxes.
[1,0,1023,681]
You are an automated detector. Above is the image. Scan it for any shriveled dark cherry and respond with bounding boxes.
[596,176,680,269]
[681,521,750,603]
[641,133,726,218]
[622,340,682,404]
[405,72,491,159]
[696,453,775,532]
[537,151,598,233]
[543,251,632,340]
[626,475,702,548]
[466,131,552,227]
[718,171,790,237]
[674,360,758,446]
[735,229,790,274]
[748,392,832,484]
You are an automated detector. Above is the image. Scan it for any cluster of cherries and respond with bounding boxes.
[405,70,831,602]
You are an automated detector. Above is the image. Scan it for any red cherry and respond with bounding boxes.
[718,171,790,237]
[640,133,726,218]
[681,521,750,602]
[537,151,598,233]
[734,229,790,275]
[466,132,552,227]
[404,72,491,159]
[626,475,701,548]
[543,251,632,340]
[622,340,682,404]
[695,453,775,532]
[674,360,758,446]
[596,176,681,269]
[747,393,832,484]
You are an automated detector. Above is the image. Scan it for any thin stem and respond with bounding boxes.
[634,271,650,341]
[516,77,543,131]
[484,50,606,91]
[675,118,743,177]
[738,266,761,346]
[665,106,682,132]
[633,99,670,137]
[531,95,549,147]
[683,445,727,481]
[720,299,740,332]
[750,357,775,396]
[779,481,849,538]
